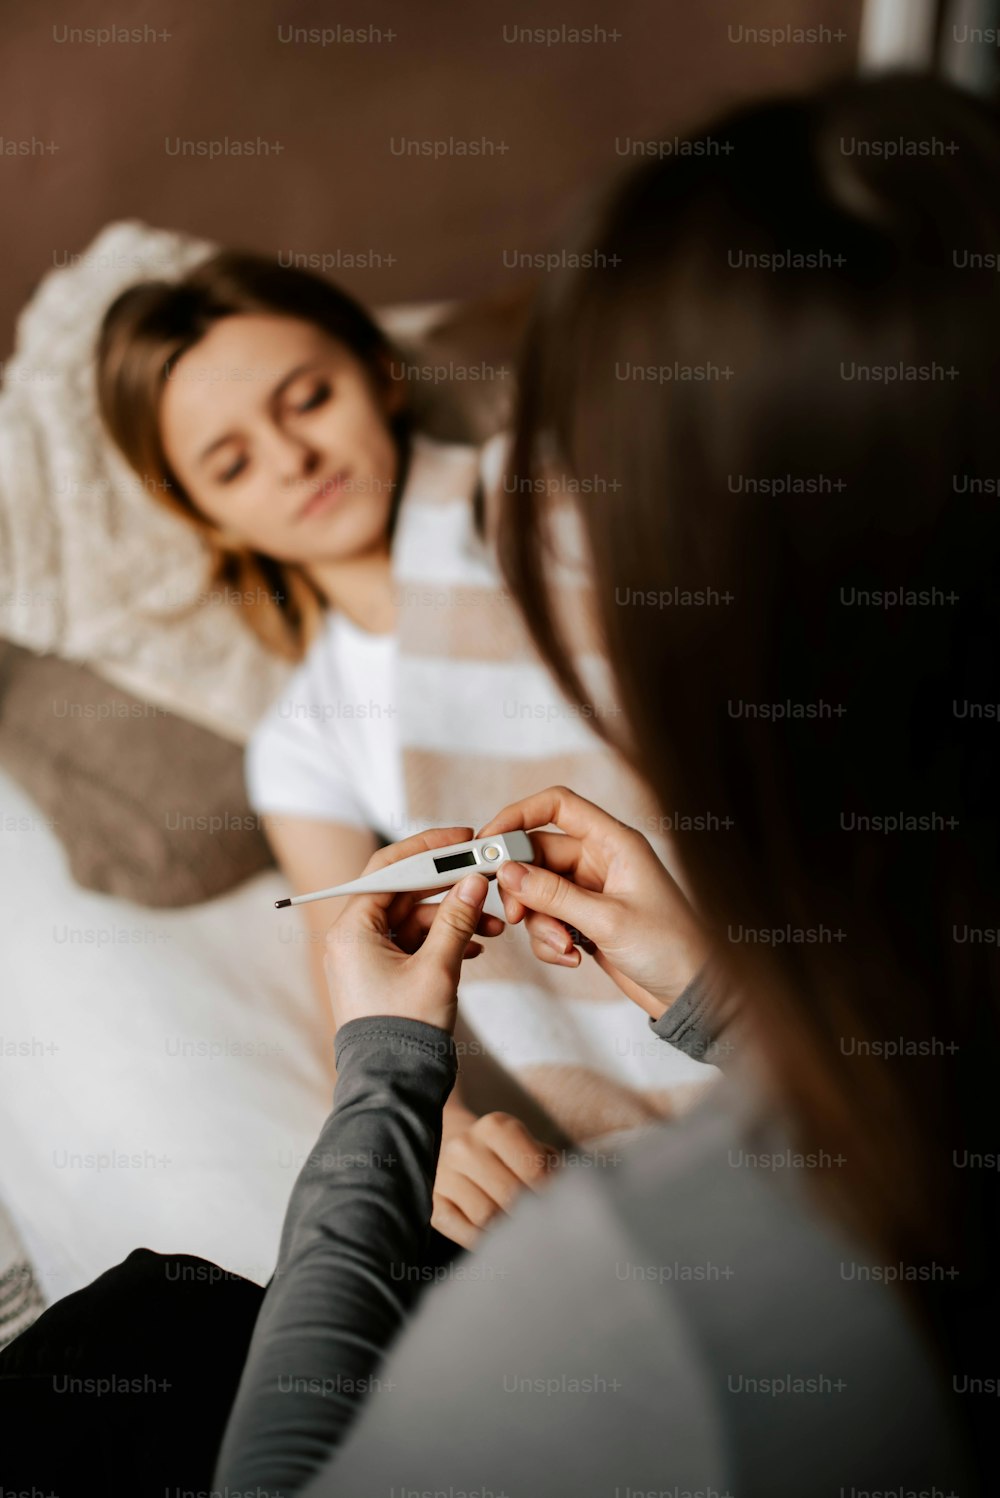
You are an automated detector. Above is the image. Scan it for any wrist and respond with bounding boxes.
[331,995,457,1035]
[652,915,709,1012]
[334,1014,456,1070]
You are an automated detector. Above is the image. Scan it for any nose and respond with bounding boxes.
[262,421,318,485]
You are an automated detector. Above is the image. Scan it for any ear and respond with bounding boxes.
[377,347,408,415]
[384,378,408,416]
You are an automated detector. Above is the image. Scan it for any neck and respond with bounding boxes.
[307,543,396,635]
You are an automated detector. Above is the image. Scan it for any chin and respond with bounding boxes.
[310,505,391,558]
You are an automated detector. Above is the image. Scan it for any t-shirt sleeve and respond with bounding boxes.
[244,653,370,829]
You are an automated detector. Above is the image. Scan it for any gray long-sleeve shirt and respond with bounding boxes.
[215,982,971,1497]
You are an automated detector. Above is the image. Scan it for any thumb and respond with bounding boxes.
[421,874,490,980]
[497,860,609,944]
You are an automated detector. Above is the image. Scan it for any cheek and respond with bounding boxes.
[324,387,396,460]
[191,478,281,550]
[173,479,229,534]
[362,411,401,499]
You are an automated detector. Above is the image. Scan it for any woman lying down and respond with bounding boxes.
[95,252,710,1250]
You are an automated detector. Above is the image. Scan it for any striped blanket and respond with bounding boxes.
[392,438,711,1142]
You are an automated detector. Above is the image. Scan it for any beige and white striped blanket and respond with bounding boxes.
[391,438,710,1143]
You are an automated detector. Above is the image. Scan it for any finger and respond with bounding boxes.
[524,922,583,969]
[495,860,611,947]
[348,833,478,929]
[498,832,608,928]
[523,910,576,955]
[333,889,399,941]
[499,890,527,925]
[393,903,504,950]
[523,830,605,890]
[435,1172,502,1231]
[477,785,624,844]
[392,930,483,962]
[420,875,490,980]
[430,1195,480,1251]
[476,1114,559,1191]
[443,1138,526,1214]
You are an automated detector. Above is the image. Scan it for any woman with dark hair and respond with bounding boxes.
[210,73,999,1494]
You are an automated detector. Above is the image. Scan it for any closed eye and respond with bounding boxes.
[290,379,331,414]
[216,453,248,484]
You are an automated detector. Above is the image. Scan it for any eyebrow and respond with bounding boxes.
[195,360,327,466]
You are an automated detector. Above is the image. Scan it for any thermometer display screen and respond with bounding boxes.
[433,850,478,873]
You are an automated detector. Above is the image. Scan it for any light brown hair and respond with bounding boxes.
[97,250,408,660]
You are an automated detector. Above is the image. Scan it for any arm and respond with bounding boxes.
[216,831,495,1492]
[264,812,377,1033]
[214,1015,459,1494]
[217,1019,726,1498]
[266,812,478,1128]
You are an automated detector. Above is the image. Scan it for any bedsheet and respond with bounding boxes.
[0,763,330,1299]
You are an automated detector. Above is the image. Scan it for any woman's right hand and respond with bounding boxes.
[477,786,707,1021]
[432,1110,560,1251]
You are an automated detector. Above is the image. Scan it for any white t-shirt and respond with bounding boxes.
[245,609,407,839]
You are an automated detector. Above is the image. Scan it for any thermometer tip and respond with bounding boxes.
[275,898,292,909]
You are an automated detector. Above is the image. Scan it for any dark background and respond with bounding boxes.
[1,0,861,351]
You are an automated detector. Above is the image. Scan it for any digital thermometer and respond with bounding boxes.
[274,831,535,909]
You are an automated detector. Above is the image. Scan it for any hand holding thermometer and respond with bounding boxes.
[274,831,535,909]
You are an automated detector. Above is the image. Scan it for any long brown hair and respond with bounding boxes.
[97,250,408,660]
[502,72,1000,1427]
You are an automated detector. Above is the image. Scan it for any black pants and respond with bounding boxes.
[0,1230,462,1497]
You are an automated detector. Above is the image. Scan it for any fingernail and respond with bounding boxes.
[544,931,570,955]
[498,861,526,891]
[457,874,488,906]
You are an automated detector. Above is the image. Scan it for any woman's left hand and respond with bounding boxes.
[324,826,505,1034]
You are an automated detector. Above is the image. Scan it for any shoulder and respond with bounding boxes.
[397,432,510,518]
[593,1083,969,1493]
[243,612,351,813]
[401,434,483,507]
[247,611,339,742]
[393,435,504,587]
[334,1079,969,1495]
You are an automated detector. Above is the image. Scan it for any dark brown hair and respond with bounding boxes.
[97,250,408,660]
[502,72,1000,1434]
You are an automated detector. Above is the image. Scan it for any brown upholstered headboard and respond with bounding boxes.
[1,0,860,356]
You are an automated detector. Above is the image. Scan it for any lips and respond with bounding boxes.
[296,469,350,522]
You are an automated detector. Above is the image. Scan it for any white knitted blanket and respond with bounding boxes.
[0,220,291,742]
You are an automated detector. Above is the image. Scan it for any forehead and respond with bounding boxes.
[159,313,341,447]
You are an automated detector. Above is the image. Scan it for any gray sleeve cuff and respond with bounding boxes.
[649,969,733,1066]
[334,1014,457,1073]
